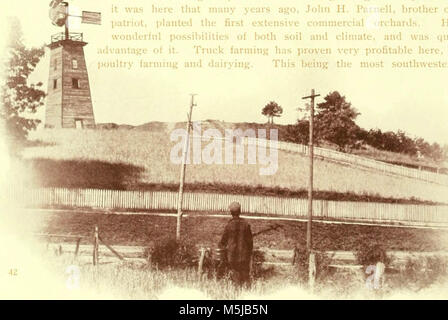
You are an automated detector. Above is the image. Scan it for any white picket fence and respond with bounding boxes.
[242,137,448,185]
[6,186,448,226]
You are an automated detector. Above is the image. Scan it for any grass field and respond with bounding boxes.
[3,206,447,300]
[101,120,447,172]
[18,209,447,300]
[41,254,448,300]
[21,128,448,203]
[32,254,372,299]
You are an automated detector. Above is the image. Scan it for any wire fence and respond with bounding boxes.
[242,137,448,185]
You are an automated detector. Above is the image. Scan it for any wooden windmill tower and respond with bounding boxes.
[45,0,101,129]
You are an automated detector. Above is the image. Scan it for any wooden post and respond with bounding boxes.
[302,89,320,252]
[249,252,254,276]
[308,252,316,290]
[197,247,206,279]
[93,225,99,266]
[74,237,81,257]
[176,94,197,241]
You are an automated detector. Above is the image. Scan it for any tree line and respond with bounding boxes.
[262,92,447,163]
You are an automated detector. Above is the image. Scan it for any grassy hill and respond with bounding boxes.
[97,120,447,172]
[19,123,448,204]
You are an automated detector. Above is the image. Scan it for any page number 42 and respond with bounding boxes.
[8,268,18,276]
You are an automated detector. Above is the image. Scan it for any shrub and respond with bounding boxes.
[146,238,197,270]
[395,255,448,291]
[201,249,276,282]
[355,243,390,270]
[425,255,448,281]
[251,250,275,281]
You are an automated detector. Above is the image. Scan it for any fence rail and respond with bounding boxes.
[242,137,448,185]
[6,187,448,226]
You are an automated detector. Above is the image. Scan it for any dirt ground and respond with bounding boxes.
[28,209,448,252]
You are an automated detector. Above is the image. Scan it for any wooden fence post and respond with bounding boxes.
[74,237,81,258]
[197,248,206,280]
[308,252,316,291]
[93,225,99,266]
[249,252,254,277]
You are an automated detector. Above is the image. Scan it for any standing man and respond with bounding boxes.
[219,201,253,286]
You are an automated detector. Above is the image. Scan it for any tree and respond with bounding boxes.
[428,142,444,162]
[396,130,417,156]
[314,91,360,151]
[262,101,283,124]
[443,144,448,162]
[354,127,369,144]
[415,137,431,158]
[382,131,401,153]
[1,17,45,155]
[285,120,309,144]
[366,128,384,149]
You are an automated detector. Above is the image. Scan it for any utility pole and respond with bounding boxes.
[302,89,320,252]
[176,94,197,241]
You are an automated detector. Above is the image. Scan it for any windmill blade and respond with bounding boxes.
[49,0,63,9]
[49,2,68,27]
[82,11,102,25]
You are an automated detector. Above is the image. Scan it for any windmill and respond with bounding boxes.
[45,1,101,129]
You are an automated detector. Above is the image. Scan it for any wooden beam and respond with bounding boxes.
[98,235,125,261]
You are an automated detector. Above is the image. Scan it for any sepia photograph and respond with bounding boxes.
[1,0,448,306]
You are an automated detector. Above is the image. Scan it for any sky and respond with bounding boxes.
[1,0,447,145]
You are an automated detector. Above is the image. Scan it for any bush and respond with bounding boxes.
[251,250,275,281]
[201,249,276,282]
[355,243,390,270]
[394,255,448,291]
[146,238,197,270]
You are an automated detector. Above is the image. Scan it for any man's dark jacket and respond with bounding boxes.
[219,217,253,265]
